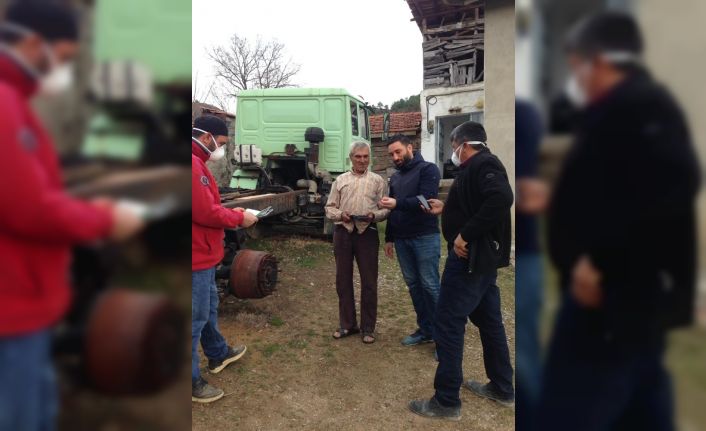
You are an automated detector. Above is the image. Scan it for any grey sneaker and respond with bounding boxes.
[208,345,247,374]
[408,397,461,421]
[192,377,224,403]
[464,380,515,408]
[401,330,433,346]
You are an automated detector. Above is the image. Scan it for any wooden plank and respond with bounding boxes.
[424,60,452,70]
[422,40,446,51]
[408,3,482,22]
[423,18,484,35]
[424,77,446,86]
[446,49,476,60]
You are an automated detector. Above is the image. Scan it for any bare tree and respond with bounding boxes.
[192,71,215,103]
[208,34,301,102]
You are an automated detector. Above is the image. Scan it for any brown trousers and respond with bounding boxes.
[333,225,379,333]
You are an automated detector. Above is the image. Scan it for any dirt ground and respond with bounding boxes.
[192,231,516,431]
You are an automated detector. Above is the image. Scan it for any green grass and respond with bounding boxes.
[269,315,285,327]
[261,343,282,358]
[287,339,308,349]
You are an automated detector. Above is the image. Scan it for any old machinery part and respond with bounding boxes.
[284,144,298,156]
[296,179,318,194]
[297,193,308,208]
[233,144,263,166]
[84,288,185,395]
[304,127,324,143]
[229,250,278,299]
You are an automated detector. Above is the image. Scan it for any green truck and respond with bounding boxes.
[82,0,192,163]
[223,88,373,235]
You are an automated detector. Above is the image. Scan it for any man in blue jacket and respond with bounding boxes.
[380,134,441,349]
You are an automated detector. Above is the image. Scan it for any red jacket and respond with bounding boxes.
[0,54,113,336]
[192,141,243,271]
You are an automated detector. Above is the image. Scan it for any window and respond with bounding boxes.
[350,100,359,136]
[360,105,369,140]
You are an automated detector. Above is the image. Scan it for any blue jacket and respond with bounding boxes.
[385,152,440,242]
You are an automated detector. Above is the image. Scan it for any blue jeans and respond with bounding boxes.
[0,329,57,431]
[192,267,229,384]
[515,253,544,428]
[395,233,441,338]
[433,247,514,407]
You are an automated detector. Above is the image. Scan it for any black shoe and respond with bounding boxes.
[192,377,224,403]
[464,380,515,408]
[208,345,247,374]
[408,397,461,421]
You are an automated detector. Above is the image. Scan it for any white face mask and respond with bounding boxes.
[39,61,74,96]
[565,75,587,108]
[451,144,464,167]
[451,141,486,167]
[564,61,593,109]
[210,144,226,161]
[192,128,226,161]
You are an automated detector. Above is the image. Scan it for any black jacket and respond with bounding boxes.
[385,152,440,242]
[547,70,701,337]
[442,149,513,274]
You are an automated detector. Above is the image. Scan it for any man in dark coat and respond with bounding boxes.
[408,121,515,421]
[380,134,442,349]
[537,12,701,430]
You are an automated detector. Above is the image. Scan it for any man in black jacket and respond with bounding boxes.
[379,134,441,348]
[537,12,701,430]
[408,121,515,420]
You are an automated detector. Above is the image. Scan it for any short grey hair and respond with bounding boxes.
[349,141,371,157]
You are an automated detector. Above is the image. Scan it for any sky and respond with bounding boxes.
[192,0,423,113]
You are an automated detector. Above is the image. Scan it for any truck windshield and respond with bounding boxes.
[360,105,369,140]
[350,100,359,137]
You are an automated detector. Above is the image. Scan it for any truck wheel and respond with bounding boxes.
[229,250,278,299]
[84,288,185,395]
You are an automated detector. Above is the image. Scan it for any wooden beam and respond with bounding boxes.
[408,3,482,22]
[423,18,485,35]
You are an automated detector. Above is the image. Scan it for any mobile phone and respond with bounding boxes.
[417,195,430,211]
[350,214,371,222]
[245,206,274,218]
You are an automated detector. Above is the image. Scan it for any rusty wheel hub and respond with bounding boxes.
[84,288,185,395]
[229,250,278,299]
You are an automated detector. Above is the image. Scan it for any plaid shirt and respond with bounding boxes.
[325,169,389,234]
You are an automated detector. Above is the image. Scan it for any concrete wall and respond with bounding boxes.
[419,84,484,165]
[484,0,516,190]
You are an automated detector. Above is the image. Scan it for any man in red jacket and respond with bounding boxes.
[191,115,258,403]
[0,2,144,429]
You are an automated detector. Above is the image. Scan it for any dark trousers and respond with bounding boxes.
[536,296,673,431]
[333,225,379,333]
[433,247,514,407]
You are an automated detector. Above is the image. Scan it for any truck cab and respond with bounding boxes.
[225,88,372,235]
